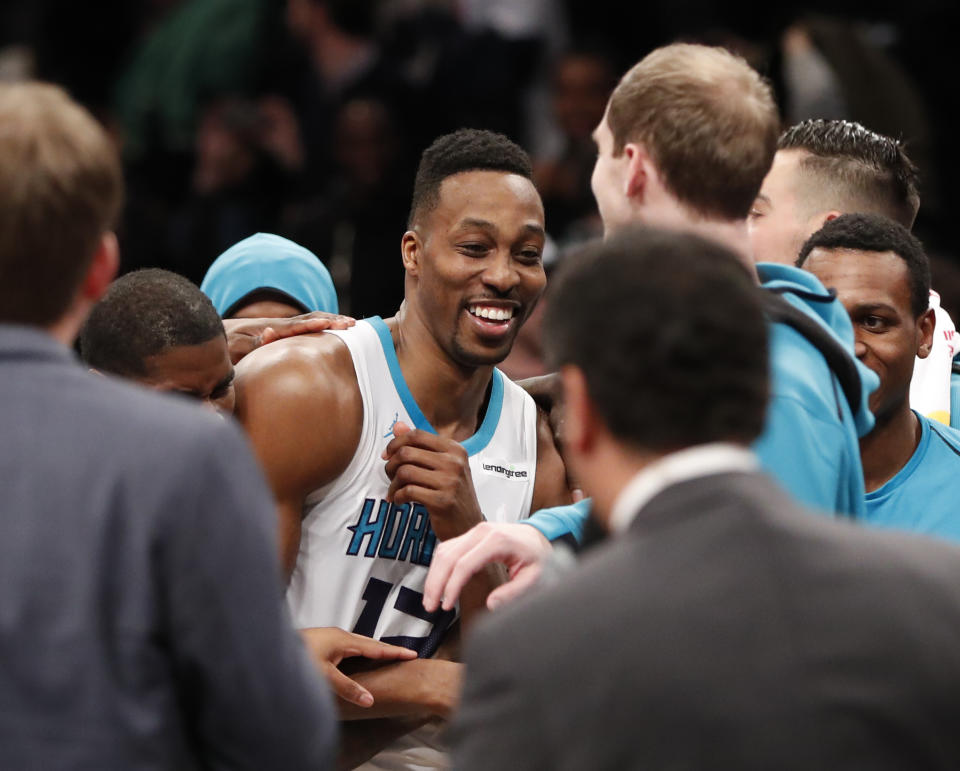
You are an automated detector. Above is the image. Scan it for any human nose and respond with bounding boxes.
[482,250,520,294]
[854,338,868,360]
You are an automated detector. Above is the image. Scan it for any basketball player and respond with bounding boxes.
[234,129,570,768]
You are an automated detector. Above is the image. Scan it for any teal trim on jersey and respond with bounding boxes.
[864,412,960,544]
[367,316,503,457]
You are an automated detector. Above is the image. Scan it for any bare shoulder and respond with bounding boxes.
[235,332,363,494]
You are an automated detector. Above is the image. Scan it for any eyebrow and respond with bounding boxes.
[754,194,771,205]
[849,302,898,315]
[456,219,545,239]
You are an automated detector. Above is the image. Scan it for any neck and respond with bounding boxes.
[388,305,495,441]
[45,302,88,347]
[581,442,662,530]
[640,205,757,282]
[859,403,921,492]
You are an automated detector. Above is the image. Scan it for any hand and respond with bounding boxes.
[298,627,417,708]
[422,521,552,613]
[382,422,484,541]
[224,311,355,364]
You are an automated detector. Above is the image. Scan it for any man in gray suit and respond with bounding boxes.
[450,227,960,770]
[0,82,338,768]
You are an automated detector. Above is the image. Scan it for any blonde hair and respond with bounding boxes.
[607,44,778,221]
[0,82,123,324]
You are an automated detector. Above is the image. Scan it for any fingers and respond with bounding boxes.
[324,663,375,708]
[423,527,490,612]
[383,445,443,480]
[486,565,542,610]
[433,531,531,611]
[383,424,459,460]
[336,633,418,662]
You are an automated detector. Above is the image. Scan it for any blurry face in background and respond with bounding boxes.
[334,98,396,191]
[553,54,616,142]
[139,335,236,413]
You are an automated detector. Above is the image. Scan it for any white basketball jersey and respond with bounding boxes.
[287,317,538,770]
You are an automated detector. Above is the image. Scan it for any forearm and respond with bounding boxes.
[338,658,462,720]
[337,717,431,770]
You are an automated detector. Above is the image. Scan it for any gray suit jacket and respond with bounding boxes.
[0,325,336,770]
[451,470,960,770]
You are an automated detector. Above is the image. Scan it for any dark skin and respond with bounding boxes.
[802,246,935,492]
[234,169,571,756]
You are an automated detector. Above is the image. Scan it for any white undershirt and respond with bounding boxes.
[608,443,759,534]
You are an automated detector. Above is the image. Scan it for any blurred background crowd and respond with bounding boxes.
[2,0,956,322]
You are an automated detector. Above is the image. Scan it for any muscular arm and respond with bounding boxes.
[234,335,362,578]
[236,335,461,743]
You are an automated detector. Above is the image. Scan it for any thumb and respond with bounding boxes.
[392,420,412,438]
[259,326,279,345]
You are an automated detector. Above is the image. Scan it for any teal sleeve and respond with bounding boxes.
[524,498,592,543]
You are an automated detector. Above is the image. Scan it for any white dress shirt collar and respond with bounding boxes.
[608,443,759,534]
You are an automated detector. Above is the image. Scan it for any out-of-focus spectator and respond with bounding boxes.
[533,48,615,245]
[201,232,338,318]
[286,97,409,317]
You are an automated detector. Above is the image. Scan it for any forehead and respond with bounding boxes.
[760,149,809,196]
[803,246,911,308]
[142,336,231,388]
[433,170,544,229]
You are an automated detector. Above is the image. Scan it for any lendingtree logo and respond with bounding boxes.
[482,462,528,480]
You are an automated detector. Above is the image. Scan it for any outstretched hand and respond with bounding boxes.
[422,521,553,613]
[224,311,355,364]
[298,627,417,708]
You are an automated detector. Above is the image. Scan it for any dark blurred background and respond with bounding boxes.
[2,0,957,321]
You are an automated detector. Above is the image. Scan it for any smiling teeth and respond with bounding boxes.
[469,305,514,321]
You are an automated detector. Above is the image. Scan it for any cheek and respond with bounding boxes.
[215,386,237,415]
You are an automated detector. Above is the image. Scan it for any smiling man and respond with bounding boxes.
[798,213,960,543]
[234,128,570,768]
[80,268,236,412]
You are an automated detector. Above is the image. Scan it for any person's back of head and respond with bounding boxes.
[0,82,123,328]
[779,119,920,228]
[606,44,779,222]
[80,269,234,411]
[544,225,769,455]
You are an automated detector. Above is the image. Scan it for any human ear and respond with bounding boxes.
[917,307,936,358]
[401,230,421,276]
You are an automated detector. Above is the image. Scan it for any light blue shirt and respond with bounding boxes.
[527,264,878,543]
[865,412,960,544]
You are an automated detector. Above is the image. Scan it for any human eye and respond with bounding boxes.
[861,315,888,332]
[517,245,543,263]
[457,242,490,257]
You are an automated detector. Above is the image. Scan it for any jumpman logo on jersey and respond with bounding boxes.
[383,412,400,438]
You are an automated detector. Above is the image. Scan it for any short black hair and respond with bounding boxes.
[407,128,533,228]
[797,213,930,318]
[544,226,769,451]
[80,269,225,377]
[778,119,920,227]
